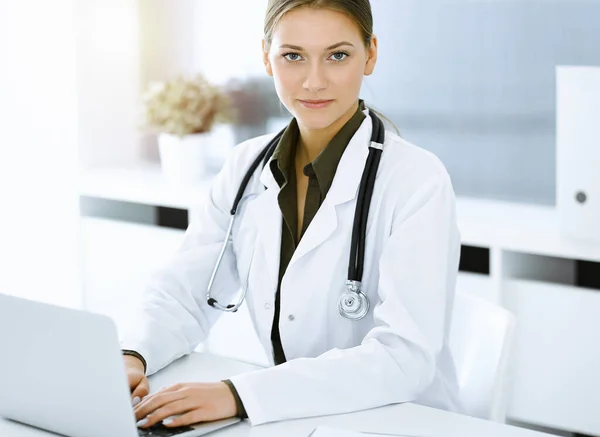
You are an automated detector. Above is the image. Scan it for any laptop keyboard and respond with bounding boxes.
[137,423,196,436]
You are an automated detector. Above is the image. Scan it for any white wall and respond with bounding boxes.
[194,0,269,84]
[0,0,81,308]
[76,0,143,167]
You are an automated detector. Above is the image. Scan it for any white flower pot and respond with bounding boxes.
[157,129,231,184]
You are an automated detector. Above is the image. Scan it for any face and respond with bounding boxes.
[263,7,377,132]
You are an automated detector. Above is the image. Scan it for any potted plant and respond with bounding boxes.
[142,74,234,184]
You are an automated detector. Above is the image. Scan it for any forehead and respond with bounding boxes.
[272,7,363,48]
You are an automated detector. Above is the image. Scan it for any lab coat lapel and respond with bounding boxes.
[244,159,281,299]
[289,114,372,266]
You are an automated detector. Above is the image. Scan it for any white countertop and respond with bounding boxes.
[0,352,550,437]
[79,163,214,211]
[79,163,600,262]
[456,196,600,262]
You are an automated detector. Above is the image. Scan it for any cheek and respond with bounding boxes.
[272,63,299,90]
[272,69,290,90]
[336,62,365,90]
[271,65,302,110]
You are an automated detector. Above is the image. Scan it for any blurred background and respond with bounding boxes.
[1,1,600,436]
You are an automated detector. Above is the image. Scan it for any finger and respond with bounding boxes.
[131,378,150,403]
[127,372,138,391]
[134,382,180,405]
[138,400,194,428]
[163,409,210,428]
[135,382,181,406]
[134,391,185,422]
[133,384,181,415]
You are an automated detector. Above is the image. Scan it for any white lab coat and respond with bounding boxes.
[119,110,462,425]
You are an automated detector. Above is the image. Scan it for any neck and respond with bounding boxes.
[296,101,359,164]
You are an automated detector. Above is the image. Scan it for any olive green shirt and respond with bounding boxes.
[269,101,366,366]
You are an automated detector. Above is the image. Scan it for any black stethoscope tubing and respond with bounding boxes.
[207,110,385,319]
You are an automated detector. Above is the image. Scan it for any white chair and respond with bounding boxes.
[449,292,516,422]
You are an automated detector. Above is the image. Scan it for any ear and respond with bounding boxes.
[364,35,378,76]
[262,40,274,77]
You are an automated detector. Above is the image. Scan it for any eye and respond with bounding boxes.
[283,52,302,62]
[330,51,349,62]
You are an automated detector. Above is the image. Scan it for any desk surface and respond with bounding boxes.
[1,352,549,437]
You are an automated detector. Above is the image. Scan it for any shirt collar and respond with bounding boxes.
[270,100,367,196]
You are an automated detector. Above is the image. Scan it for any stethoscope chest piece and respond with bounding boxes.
[338,280,370,320]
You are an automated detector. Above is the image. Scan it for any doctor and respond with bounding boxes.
[122,0,462,429]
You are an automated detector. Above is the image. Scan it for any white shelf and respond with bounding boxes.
[79,163,600,263]
[456,197,600,262]
[79,162,214,211]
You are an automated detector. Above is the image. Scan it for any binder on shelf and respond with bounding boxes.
[556,66,600,242]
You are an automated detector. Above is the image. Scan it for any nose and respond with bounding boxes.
[302,61,328,93]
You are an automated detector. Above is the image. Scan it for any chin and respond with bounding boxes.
[292,105,339,130]
[297,117,336,131]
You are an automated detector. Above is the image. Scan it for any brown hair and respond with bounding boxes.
[264,0,373,50]
[263,0,400,135]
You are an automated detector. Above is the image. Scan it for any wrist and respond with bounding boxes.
[221,380,248,419]
[122,350,147,374]
[123,354,145,374]
[218,382,239,418]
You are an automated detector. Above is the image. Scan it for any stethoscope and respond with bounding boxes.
[207,110,385,320]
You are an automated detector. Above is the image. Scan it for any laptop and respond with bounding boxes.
[0,293,241,437]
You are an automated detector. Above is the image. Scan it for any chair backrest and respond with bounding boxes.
[449,292,516,422]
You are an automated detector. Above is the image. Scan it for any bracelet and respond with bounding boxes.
[122,350,147,374]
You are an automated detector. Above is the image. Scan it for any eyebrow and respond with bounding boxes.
[279,41,355,51]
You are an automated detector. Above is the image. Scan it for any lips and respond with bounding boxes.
[299,99,334,109]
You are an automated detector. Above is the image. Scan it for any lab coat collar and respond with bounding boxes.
[259,143,280,191]
[243,183,281,302]
[321,111,371,206]
[252,112,373,277]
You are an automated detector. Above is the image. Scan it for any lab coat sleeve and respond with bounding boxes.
[228,167,461,425]
[118,147,251,376]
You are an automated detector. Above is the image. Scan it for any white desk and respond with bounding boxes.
[0,352,549,437]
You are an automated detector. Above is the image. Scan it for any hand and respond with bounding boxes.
[124,355,149,405]
[134,382,237,428]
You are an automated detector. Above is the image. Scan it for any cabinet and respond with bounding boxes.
[503,279,600,433]
[80,217,184,333]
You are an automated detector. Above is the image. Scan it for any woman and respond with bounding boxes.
[123,0,462,429]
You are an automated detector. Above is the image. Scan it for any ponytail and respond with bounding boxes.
[365,104,401,136]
